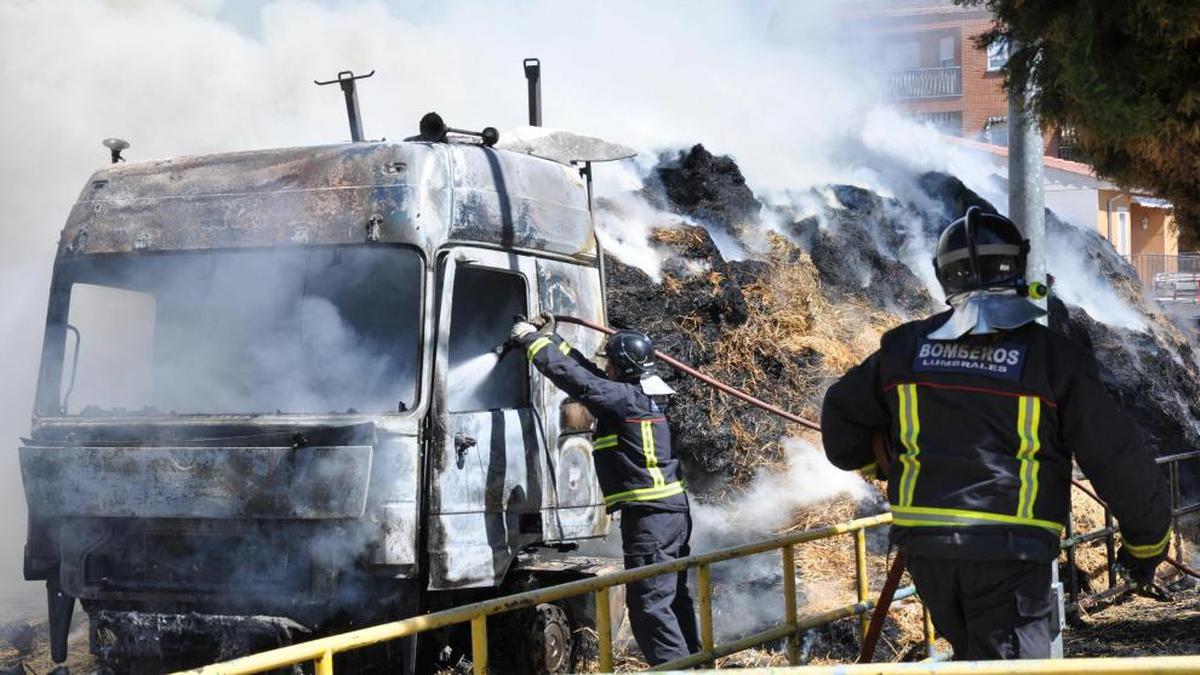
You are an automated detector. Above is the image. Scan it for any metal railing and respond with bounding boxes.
[180,513,934,675]
[886,66,962,99]
[1129,253,1200,301]
[1062,451,1200,611]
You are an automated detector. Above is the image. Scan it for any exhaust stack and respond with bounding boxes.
[315,69,375,142]
[524,58,542,126]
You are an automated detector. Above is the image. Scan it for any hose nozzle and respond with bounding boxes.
[492,313,528,360]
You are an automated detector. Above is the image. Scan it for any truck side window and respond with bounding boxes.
[447,267,529,412]
[64,283,156,414]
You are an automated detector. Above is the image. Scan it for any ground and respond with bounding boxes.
[1067,585,1200,657]
[0,612,93,674]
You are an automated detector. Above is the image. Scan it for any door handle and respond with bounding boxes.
[454,432,477,468]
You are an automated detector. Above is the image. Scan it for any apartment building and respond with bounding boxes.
[841,0,1181,280]
[842,0,1070,156]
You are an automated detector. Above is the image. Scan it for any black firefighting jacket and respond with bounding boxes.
[821,311,1171,563]
[524,332,687,513]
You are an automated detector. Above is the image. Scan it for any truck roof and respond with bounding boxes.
[58,141,595,261]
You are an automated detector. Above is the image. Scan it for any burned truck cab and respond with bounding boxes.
[21,131,625,667]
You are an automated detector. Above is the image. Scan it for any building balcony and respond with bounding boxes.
[886,66,962,99]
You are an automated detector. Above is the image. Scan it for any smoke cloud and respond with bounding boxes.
[691,439,871,551]
[689,439,874,640]
[1045,225,1148,331]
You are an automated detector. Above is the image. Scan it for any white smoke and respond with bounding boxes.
[580,157,671,281]
[1045,226,1148,331]
[691,439,871,550]
[690,438,874,640]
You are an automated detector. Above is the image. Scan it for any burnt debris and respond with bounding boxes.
[652,145,764,237]
[604,147,1200,497]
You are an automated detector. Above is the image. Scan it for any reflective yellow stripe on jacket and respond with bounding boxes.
[641,420,666,487]
[891,504,1064,535]
[527,336,553,360]
[896,384,921,507]
[604,480,685,507]
[1016,396,1042,521]
[592,434,618,450]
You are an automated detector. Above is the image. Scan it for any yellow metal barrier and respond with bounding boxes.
[770,655,1200,673]
[181,513,919,674]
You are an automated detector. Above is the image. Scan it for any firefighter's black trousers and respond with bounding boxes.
[907,555,1053,660]
[620,507,701,665]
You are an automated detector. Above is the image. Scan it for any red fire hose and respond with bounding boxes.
[857,550,907,663]
[553,315,821,431]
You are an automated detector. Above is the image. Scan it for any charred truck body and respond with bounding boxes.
[20,64,630,672]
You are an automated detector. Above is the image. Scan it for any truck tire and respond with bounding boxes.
[507,602,576,674]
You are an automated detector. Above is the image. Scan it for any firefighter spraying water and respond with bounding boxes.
[509,313,700,665]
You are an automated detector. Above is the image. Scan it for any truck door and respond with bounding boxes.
[533,258,609,542]
[427,248,546,589]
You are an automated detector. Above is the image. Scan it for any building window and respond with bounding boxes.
[1113,207,1131,258]
[939,36,957,67]
[1056,127,1080,161]
[986,39,1009,72]
[914,111,963,136]
[981,116,1008,146]
[886,40,921,70]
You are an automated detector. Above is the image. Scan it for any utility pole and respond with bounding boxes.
[1007,40,1048,326]
[1007,40,1061,658]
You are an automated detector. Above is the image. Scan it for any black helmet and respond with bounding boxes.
[604,330,656,382]
[934,206,1029,297]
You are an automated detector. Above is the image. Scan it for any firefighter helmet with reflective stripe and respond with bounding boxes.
[934,206,1029,298]
[605,330,656,382]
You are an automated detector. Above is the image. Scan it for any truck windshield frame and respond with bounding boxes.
[35,245,426,419]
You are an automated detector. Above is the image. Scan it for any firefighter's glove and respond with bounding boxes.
[1117,545,1165,589]
[509,312,556,349]
[531,311,557,334]
[509,320,539,347]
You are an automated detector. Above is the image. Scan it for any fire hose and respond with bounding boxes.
[551,315,1200,661]
[553,315,821,431]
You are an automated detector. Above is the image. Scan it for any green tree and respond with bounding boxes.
[958,0,1200,243]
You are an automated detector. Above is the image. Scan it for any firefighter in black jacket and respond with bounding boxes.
[821,207,1171,660]
[509,316,700,666]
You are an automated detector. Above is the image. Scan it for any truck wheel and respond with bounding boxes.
[520,602,576,674]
